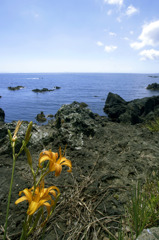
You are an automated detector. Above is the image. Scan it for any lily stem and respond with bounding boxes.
[3,145,16,240]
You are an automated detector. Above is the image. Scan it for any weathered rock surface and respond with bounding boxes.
[104,92,159,124]
[147,83,159,90]
[137,227,159,240]
[1,102,159,239]
[8,86,24,90]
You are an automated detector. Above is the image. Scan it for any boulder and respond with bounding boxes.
[147,83,159,90]
[52,101,108,148]
[103,92,127,120]
[104,92,159,124]
[0,108,5,124]
[54,101,97,137]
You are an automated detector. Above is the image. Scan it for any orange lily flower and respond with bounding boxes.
[39,147,72,177]
[15,180,60,216]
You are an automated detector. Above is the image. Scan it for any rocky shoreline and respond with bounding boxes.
[1,96,159,239]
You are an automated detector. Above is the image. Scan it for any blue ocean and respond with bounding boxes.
[0,73,159,124]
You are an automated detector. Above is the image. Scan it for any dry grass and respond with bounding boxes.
[36,159,123,240]
[0,158,124,240]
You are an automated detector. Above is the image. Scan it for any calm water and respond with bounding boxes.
[0,73,159,124]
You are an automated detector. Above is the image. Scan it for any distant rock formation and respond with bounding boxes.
[32,88,54,93]
[146,83,159,90]
[148,75,159,78]
[8,86,24,90]
[104,92,159,124]
[32,87,61,93]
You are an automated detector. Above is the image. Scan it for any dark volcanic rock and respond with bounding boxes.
[147,83,159,90]
[36,111,47,122]
[104,92,159,124]
[32,88,54,92]
[0,108,5,124]
[103,92,127,119]
[54,101,103,139]
[8,86,24,90]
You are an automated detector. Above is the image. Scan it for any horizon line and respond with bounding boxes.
[0,71,158,74]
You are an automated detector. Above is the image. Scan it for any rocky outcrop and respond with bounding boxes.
[8,86,24,90]
[104,92,159,124]
[147,83,159,90]
[0,108,5,124]
[32,88,54,93]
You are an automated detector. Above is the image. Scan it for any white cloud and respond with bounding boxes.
[109,32,117,36]
[131,20,159,50]
[130,31,134,35]
[107,9,112,15]
[139,49,159,60]
[104,45,117,52]
[96,41,104,46]
[126,5,139,16]
[123,37,129,41]
[104,0,123,6]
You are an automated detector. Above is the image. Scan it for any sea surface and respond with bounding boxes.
[0,73,159,124]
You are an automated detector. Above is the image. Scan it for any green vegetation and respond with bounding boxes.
[146,117,159,132]
[111,172,159,240]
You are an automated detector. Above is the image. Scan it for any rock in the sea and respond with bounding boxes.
[32,88,54,92]
[148,75,159,78]
[36,111,47,122]
[54,86,61,89]
[104,92,159,124]
[8,86,24,90]
[0,108,5,124]
[147,83,159,90]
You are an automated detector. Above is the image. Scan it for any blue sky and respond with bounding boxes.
[0,0,159,73]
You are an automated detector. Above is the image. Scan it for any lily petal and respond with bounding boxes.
[15,196,28,205]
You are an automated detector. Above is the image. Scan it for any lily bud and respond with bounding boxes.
[25,121,33,144]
